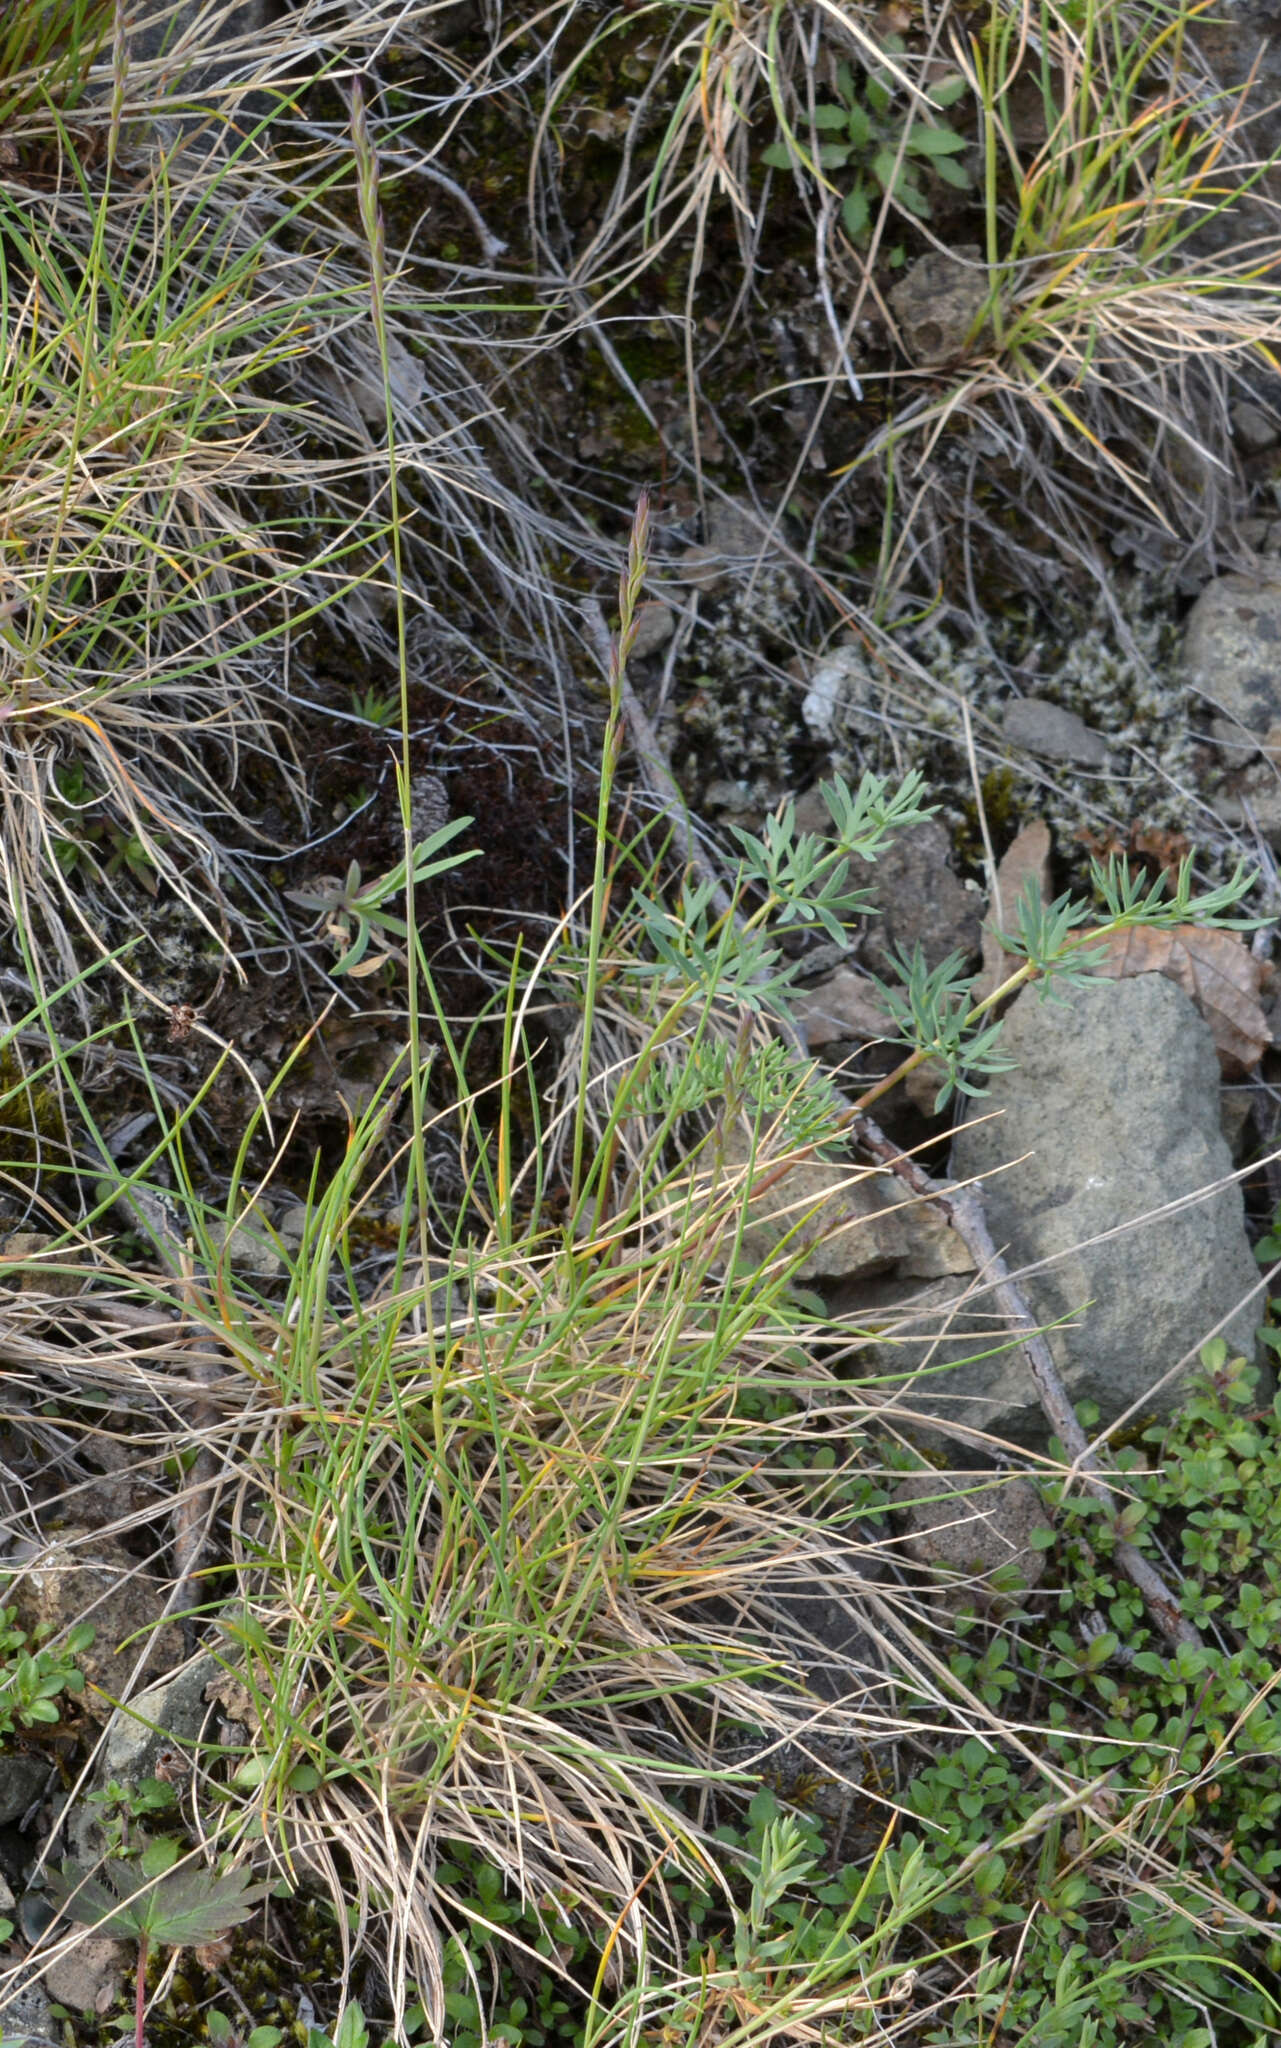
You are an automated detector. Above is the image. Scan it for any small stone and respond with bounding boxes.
[1001,697,1109,767]
[795,968,896,1049]
[45,1938,127,2016]
[703,777,765,821]
[100,1653,223,1787]
[856,820,982,976]
[801,647,867,738]
[729,1131,972,1286]
[349,332,426,428]
[277,1203,310,1246]
[0,1977,57,2046]
[0,1233,86,1297]
[889,247,989,366]
[678,501,780,594]
[791,783,834,836]
[408,774,450,842]
[335,1076,379,1119]
[1232,399,1280,454]
[678,545,731,594]
[0,1757,48,1828]
[1182,572,1281,740]
[1208,761,1281,843]
[207,1218,282,1280]
[9,1529,185,1723]
[1221,1085,1255,1160]
[705,498,776,557]
[893,1473,1052,1589]
[629,600,676,660]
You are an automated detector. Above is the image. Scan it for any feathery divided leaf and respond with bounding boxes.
[50,1858,271,1949]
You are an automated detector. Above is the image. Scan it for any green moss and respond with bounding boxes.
[0,1043,71,1173]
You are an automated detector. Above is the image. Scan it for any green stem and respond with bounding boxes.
[569,492,652,1231]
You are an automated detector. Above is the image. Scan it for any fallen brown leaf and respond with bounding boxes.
[1077,821,1191,883]
[1086,924,1272,1075]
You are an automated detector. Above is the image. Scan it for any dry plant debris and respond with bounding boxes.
[1085,924,1272,1075]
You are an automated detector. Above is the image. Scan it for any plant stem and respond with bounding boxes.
[135,1931,148,2048]
[569,492,651,1229]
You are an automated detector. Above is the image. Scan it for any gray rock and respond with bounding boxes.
[678,500,781,595]
[66,1654,224,1865]
[277,1203,310,1247]
[857,820,982,975]
[945,976,1260,1440]
[0,1977,57,2047]
[889,247,989,366]
[45,1938,127,2017]
[800,645,873,739]
[1182,572,1281,744]
[893,1473,1052,1590]
[207,1217,283,1280]
[1207,759,1281,845]
[98,1653,222,1787]
[727,1553,885,1705]
[409,775,450,842]
[795,967,897,1050]
[731,1132,973,1286]
[1185,7,1281,242]
[1238,515,1281,556]
[829,1269,1022,1445]
[118,0,269,82]
[1232,399,1281,454]
[629,600,676,660]
[1001,697,1109,767]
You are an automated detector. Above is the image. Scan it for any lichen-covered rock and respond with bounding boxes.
[9,1529,184,1720]
[1182,572,1281,749]
[889,247,989,365]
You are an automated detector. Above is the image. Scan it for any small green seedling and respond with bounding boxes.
[86,1775,180,1860]
[286,818,478,976]
[764,44,971,245]
[208,2011,283,2048]
[0,1611,93,1735]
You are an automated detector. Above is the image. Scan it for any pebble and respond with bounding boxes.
[1001,697,1109,766]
